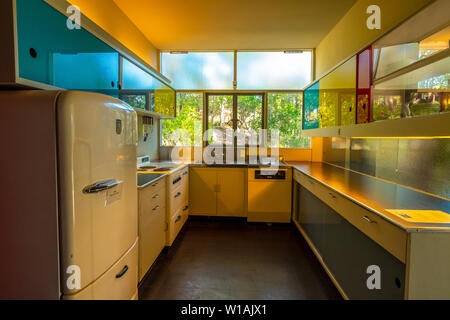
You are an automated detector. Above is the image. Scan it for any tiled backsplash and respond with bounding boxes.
[324,137,450,199]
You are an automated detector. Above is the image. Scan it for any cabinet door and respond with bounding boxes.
[189,168,217,216]
[298,185,405,299]
[16,0,119,95]
[217,169,246,217]
[298,185,327,256]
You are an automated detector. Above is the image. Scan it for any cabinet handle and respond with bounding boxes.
[362,216,377,224]
[152,182,159,187]
[153,194,160,199]
[153,205,160,211]
[328,193,337,199]
[115,265,129,279]
[175,192,182,198]
[183,171,188,176]
[183,206,189,211]
[175,215,182,223]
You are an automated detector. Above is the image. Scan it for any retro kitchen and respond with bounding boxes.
[0,0,449,301]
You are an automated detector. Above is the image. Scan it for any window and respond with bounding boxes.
[162,93,203,146]
[206,94,264,146]
[268,93,311,148]
[161,52,234,90]
[237,51,312,90]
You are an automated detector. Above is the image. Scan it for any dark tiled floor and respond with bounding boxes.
[139,218,341,300]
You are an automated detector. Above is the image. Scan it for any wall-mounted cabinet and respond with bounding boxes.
[302,1,450,137]
[0,0,176,118]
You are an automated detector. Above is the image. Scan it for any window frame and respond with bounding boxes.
[159,50,314,91]
[161,90,311,150]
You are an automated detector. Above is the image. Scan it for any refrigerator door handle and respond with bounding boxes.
[115,265,129,279]
[83,179,123,194]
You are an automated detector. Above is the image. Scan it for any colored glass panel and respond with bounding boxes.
[318,56,357,127]
[357,47,372,124]
[303,82,320,129]
[16,0,119,96]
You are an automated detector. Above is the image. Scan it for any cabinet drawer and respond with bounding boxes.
[171,188,186,216]
[140,201,165,227]
[167,208,187,246]
[145,178,166,194]
[64,239,138,300]
[312,180,407,263]
[294,170,316,195]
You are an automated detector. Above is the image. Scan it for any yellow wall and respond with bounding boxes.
[67,0,158,68]
[315,0,434,80]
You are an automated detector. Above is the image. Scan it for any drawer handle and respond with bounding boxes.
[152,182,159,187]
[362,216,377,224]
[175,192,182,198]
[152,194,160,199]
[183,206,189,211]
[183,171,188,176]
[153,205,160,211]
[328,193,337,199]
[175,215,182,223]
[173,177,182,185]
[115,265,129,279]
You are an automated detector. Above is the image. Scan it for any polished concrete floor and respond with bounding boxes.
[139,218,341,300]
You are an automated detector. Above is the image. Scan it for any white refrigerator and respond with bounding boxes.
[0,90,138,300]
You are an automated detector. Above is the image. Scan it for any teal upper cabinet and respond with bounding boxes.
[0,0,175,118]
[303,82,320,130]
[16,0,119,96]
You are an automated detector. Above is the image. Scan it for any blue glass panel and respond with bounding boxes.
[16,0,118,95]
[122,58,155,90]
[303,82,320,129]
[53,53,119,90]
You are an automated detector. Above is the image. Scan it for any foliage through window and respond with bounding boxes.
[162,93,203,146]
[268,93,311,148]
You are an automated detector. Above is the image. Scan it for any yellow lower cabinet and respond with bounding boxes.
[217,169,246,217]
[189,168,217,216]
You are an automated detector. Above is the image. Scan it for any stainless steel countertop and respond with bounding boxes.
[288,161,450,232]
[137,173,167,190]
